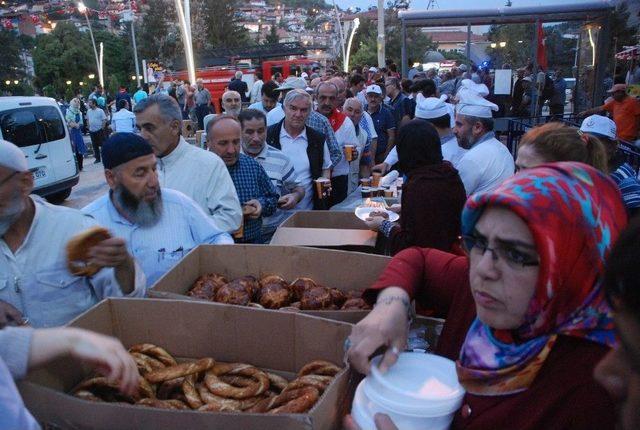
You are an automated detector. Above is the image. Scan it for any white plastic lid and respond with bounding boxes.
[366,352,465,416]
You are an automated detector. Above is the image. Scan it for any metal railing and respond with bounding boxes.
[505,115,640,174]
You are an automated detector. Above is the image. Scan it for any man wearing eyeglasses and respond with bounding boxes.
[0,140,146,329]
[83,133,232,286]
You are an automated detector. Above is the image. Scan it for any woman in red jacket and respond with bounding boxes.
[346,162,627,430]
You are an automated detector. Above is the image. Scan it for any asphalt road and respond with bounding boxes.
[62,149,109,210]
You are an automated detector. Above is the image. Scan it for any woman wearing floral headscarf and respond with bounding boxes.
[66,98,87,171]
[346,162,627,429]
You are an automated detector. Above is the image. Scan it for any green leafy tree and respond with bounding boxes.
[32,22,94,98]
[203,0,250,48]
[0,30,26,84]
[135,0,180,66]
[264,25,279,44]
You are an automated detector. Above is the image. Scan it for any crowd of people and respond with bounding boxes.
[1,58,640,429]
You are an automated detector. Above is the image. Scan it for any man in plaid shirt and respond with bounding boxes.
[206,115,279,244]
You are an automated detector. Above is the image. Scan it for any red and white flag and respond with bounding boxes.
[536,21,548,70]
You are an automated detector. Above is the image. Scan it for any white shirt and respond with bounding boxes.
[0,196,145,328]
[383,133,466,168]
[248,101,281,114]
[279,127,332,210]
[110,109,136,133]
[362,111,377,141]
[83,189,233,286]
[157,137,242,232]
[328,113,358,177]
[266,105,286,127]
[86,107,106,132]
[249,79,263,104]
[349,127,368,194]
[457,132,515,196]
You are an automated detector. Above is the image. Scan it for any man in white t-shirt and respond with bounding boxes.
[343,98,369,194]
[453,93,514,195]
[316,82,358,206]
[110,100,136,133]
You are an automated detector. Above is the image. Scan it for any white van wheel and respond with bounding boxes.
[45,188,72,204]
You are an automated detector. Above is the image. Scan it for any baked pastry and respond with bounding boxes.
[259,280,291,309]
[215,280,251,306]
[66,227,111,276]
[188,273,228,301]
[329,288,347,307]
[236,275,260,301]
[340,298,371,310]
[300,286,333,310]
[288,277,317,301]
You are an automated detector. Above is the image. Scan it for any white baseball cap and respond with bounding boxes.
[301,72,309,79]
[274,76,308,91]
[415,96,449,120]
[580,115,617,140]
[366,84,382,95]
[0,139,28,172]
[368,67,378,73]
[458,64,468,72]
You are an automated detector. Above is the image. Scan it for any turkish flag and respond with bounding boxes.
[536,21,548,70]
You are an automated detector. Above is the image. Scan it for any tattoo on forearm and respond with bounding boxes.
[376,295,409,309]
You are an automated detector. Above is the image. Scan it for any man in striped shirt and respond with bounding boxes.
[238,109,305,243]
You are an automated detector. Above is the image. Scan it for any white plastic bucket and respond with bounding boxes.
[351,352,465,430]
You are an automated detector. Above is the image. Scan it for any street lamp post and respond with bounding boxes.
[344,18,360,73]
[123,4,141,89]
[77,2,103,88]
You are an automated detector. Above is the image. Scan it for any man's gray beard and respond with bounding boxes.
[225,107,242,117]
[458,132,476,150]
[113,185,163,227]
[0,194,25,236]
[241,141,263,156]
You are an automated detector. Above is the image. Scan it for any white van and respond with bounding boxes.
[0,96,79,203]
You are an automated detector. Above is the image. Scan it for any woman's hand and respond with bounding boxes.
[347,287,409,375]
[364,215,387,232]
[343,413,399,430]
[388,204,401,214]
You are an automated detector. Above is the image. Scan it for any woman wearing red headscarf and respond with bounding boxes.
[346,162,627,429]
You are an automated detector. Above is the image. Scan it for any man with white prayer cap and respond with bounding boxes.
[453,93,514,195]
[379,95,467,172]
[0,139,145,328]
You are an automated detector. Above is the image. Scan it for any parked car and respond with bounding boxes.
[0,96,79,203]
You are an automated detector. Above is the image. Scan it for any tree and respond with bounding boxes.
[203,0,250,49]
[265,25,279,45]
[349,4,435,70]
[0,30,26,84]
[135,0,180,66]
[32,22,94,98]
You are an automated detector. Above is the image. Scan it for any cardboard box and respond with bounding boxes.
[149,245,390,315]
[19,298,354,430]
[182,119,195,137]
[270,211,380,252]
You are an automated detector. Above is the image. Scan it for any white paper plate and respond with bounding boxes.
[355,206,399,222]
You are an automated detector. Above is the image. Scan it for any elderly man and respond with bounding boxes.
[239,109,305,242]
[316,82,358,205]
[201,90,244,146]
[342,98,369,193]
[133,94,242,233]
[248,81,280,113]
[329,77,348,109]
[454,94,514,195]
[249,71,264,104]
[0,140,144,328]
[266,90,332,210]
[194,78,212,130]
[83,133,232,285]
[266,77,343,168]
[366,84,397,164]
[228,71,249,103]
[206,115,279,244]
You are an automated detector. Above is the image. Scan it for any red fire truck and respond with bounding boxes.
[172,58,318,113]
